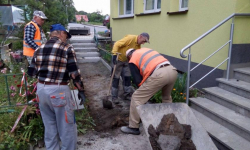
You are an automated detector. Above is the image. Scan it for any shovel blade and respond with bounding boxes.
[103,96,113,109]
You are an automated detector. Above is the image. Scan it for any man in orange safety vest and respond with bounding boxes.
[121,48,178,135]
[23,10,48,64]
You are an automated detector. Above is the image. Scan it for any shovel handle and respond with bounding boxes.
[107,52,121,96]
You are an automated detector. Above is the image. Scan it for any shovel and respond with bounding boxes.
[103,52,121,109]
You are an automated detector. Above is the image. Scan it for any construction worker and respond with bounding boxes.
[27,24,86,150]
[23,10,47,64]
[111,32,150,104]
[120,48,178,135]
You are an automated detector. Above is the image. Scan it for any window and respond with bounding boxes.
[144,0,161,13]
[119,0,134,17]
[179,0,188,11]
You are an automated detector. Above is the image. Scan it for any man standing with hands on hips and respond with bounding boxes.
[111,32,150,104]
[121,48,177,135]
[27,24,86,150]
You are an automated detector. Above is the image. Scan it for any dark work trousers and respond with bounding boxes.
[111,61,133,99]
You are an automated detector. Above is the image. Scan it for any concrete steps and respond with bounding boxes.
[74,47,98,52]
[190,97,250,141]
[217,78,250,99]
[192,109,250,150]
[72,43,96,48]
[190,67,250,149]
[69,34,101,63]
[76,52,100,57]
[77,57,100,63]
[204,87,250,118]
[70,39,94,43]
[234,67,250,83]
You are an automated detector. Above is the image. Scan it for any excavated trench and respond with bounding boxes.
[76,61,151,150]
[78,61,131,132]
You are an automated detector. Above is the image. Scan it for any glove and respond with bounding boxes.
[112,55,117,65]
[78,91,86,105]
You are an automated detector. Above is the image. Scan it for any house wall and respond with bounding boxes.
[110,0,250,88]
[111,0,250,67]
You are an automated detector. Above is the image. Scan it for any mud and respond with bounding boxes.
[78,61,131,132]
[148,113,196,150]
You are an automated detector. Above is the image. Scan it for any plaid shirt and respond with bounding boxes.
[27,37,81,83]
[24,20,46,50]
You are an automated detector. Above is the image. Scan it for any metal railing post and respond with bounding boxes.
[226,18,234,80]
[24,74,29,103]
[5,75,11,106]
[186,47,191,104]
[94,27,98,47]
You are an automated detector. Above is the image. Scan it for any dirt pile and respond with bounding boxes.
[148,113,196,150]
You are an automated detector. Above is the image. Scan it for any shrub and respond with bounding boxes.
[150,73,198,103]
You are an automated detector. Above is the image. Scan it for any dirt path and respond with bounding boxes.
[77,62,151,150]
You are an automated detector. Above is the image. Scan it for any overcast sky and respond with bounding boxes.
[73,0,110,15]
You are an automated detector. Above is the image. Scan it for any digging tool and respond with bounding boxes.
[103,52,121,109]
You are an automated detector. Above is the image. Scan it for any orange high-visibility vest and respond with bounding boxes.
[129,48,168,86]
[23,21,42,56]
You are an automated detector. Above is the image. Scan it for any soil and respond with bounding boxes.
[76,62,151,150]
[148,113,196,150]
[79,61,131,132]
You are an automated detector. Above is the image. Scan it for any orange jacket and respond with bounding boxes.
[23,21,42,56]
[129,48,168,86]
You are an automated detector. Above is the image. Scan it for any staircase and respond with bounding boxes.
[190,67,250,150]
[70,36,100,63]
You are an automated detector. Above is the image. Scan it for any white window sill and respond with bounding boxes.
[135,11,161,16]
[112,15,134,20]
[167,10,188,15]
[179,8,189,11]
[143,10,161,14]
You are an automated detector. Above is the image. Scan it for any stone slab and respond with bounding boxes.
[137,103,218,150]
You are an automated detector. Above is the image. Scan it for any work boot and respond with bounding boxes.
[121,126,140,135]
[112,97,119,104]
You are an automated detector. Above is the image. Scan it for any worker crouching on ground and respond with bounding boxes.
[27,24,86,150]
[121,48,178,135]
[111,32,150,104]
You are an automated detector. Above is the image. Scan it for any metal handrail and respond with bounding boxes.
[190,40,230,72]
[180,13,250,104]
[180,13,250,58]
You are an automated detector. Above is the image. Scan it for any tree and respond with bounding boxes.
[0,0,9,4]
[87,10,105,23]
[10,0,76,32]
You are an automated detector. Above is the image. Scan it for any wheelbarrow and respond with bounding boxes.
[136,103,218,150]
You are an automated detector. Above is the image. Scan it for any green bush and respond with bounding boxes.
[150,73,198,103]
[107,22,110,29]
[75,108,95,134]
[0,106,40,149]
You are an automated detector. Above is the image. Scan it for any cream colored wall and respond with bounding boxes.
[110,0,250,69]
[234,0,250,44]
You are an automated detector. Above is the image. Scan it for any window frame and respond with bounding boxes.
[118,0,134,17]
[179,0,188,11]
[143,0,161,13]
